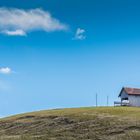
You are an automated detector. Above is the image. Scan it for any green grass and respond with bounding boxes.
[0,107,140,140]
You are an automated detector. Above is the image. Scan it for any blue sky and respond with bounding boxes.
[0,0,140,117]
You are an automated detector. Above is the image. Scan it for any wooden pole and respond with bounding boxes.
[96,93,98,107]
[107,95,109,106]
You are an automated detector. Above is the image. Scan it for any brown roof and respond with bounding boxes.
[119,87,140,97]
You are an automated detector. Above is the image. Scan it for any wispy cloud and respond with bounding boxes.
[0,67,12,74]
[2,29,26,36]
[0,8,68,36]
[74,28,86,40]
[0,80,11,92]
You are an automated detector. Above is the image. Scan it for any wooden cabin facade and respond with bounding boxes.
[118,87,140,107]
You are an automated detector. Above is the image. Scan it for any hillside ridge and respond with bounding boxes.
[0,107,140,140]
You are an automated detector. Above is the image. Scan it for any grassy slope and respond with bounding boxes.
[0,107,140,140]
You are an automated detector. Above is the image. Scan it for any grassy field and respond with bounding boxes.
[0,107,140,140]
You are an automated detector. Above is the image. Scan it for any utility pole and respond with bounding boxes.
[107,95,109,106]
[96,93,98,107]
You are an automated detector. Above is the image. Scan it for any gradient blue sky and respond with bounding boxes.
[0,0,140,117]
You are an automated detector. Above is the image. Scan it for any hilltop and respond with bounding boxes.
[0,107,140,140]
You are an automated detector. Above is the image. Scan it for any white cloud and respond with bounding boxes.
[74,28,86,40]
[0,8,68,36]
[0,67,12,74]
[2,29,26,36]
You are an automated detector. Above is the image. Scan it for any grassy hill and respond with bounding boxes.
[0,107,140,140]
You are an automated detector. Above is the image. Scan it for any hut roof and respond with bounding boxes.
[119,87,140,97]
